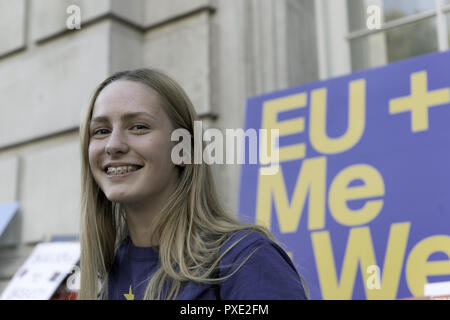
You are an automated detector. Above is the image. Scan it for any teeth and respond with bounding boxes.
[106,166,140,175]
[107,167,116,174]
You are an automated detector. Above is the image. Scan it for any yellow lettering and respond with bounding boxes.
[406,235,450,297]
[389,71,450,132]
[329,164,385,226]
[311,223,410,299]
[262,93,307,162]
[310,79,366,154]
[256,157,326,232]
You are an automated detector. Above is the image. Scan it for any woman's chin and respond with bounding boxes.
[105,191,133,203]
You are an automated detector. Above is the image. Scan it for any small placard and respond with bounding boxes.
[0,241,80,300]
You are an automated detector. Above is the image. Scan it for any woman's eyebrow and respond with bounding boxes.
[90,111,157,124]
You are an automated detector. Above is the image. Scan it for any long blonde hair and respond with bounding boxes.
[78,69,305,300]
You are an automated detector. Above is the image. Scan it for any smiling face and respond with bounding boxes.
[88,80,179,206]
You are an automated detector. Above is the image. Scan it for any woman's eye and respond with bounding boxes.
[131,124,149,130]
[91,125,148,136]
[93,128,109,135]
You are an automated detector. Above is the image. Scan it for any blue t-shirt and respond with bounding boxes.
[107,230,307,300]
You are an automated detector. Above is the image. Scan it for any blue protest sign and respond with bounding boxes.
[239,50,450,299]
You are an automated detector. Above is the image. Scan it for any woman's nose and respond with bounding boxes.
[105,130,129,155]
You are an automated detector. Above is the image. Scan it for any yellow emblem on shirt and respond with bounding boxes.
[124,285,135,300]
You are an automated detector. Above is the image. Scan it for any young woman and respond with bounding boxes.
[78,69,308,300]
